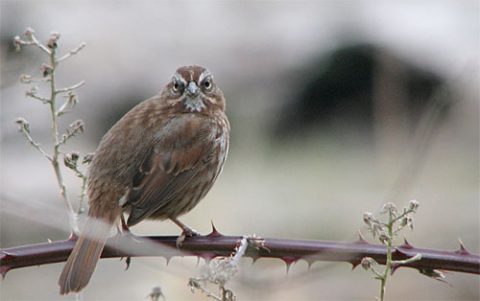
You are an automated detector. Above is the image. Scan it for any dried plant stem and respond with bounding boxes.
[57,42,86,63]
[18,126,52,161]
[379,211,394,301]
[68,163,88,214]
[363,202,423,300]
[47,45,78,233]
[55,80,85,94]
[15,29,87,233]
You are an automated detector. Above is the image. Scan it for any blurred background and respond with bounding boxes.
[1,1,478,300]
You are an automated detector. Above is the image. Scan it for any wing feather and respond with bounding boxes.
[125,116,217,226]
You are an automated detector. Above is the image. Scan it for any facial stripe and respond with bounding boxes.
[176,65,209,84]
[173,73,187,85]
[198,70,212,84]
[188,69,194,82]
[204,96,217,104]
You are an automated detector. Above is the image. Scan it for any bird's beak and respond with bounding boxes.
[186,81,199,97]
[183,81,205,112]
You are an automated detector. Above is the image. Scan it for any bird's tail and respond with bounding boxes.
[58,205,120,294]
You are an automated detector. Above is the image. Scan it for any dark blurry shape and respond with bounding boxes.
[148,286,166,301]
[96,92,148,139]
[82,86,158,146]
[274,44,449,140]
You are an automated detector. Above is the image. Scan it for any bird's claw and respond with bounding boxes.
[176,228,200,248]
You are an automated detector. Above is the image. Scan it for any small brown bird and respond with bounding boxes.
[58,65,230,294]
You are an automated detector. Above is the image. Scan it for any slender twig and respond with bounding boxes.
[379,210,394,301]
[46,44,78,232]
[55,80,86,94]
[26,93,50,104]
[57,42,86,63]
[16,124,52,161]
[189,280,222,301]
[15,35,51,54]
[67,162,88,214]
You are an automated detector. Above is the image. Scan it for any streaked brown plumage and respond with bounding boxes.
[58,65,229,294]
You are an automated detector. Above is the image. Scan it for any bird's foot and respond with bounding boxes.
[171,217,200,248]
[176,228,200,248]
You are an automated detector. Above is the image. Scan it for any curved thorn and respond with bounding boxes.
[305,258,315,270]
[456,239,470,255]
[400,237,414,249]
[281,256,297,274]
[391,263,400,274]
[197,252,216,263]
[356,230,368,244]
[351,260,360,270]
[124,256,131,270]
[1,251,15,258]
[207,220,223,237]
[394,247,413,261]
[67,232,78,241]
[0,266,10,278]
[285,262,292,275]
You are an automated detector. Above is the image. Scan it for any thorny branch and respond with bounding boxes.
[1,229,479,279]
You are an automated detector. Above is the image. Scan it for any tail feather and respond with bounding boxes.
[58,207,119,294]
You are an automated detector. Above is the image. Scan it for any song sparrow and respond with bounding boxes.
[58,65,230,294]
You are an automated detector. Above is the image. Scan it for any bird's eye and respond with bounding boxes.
[172,78,182,93]
[203,78,212,90]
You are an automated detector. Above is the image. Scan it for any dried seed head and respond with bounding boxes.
[82,152,94,164]
[409,199,420,211]
[407,216,414,230]
[361,257,374,270]
[15,117,30,133]
[363,212,375,226]
[13,35,22,51]
[24,27,35,39]
[381,202,397,215]
[25,86,39,98]
[41,63,53,77]
[65,91,78,105]
[379,233,389,244]
[47,32,60,49]
[70,120,85,134]
[20,74,32,84]
[64,152,80,169]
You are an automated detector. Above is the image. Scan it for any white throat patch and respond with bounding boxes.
[184,97,206,112]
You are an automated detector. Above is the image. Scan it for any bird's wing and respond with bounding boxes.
[125,117,216,226]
